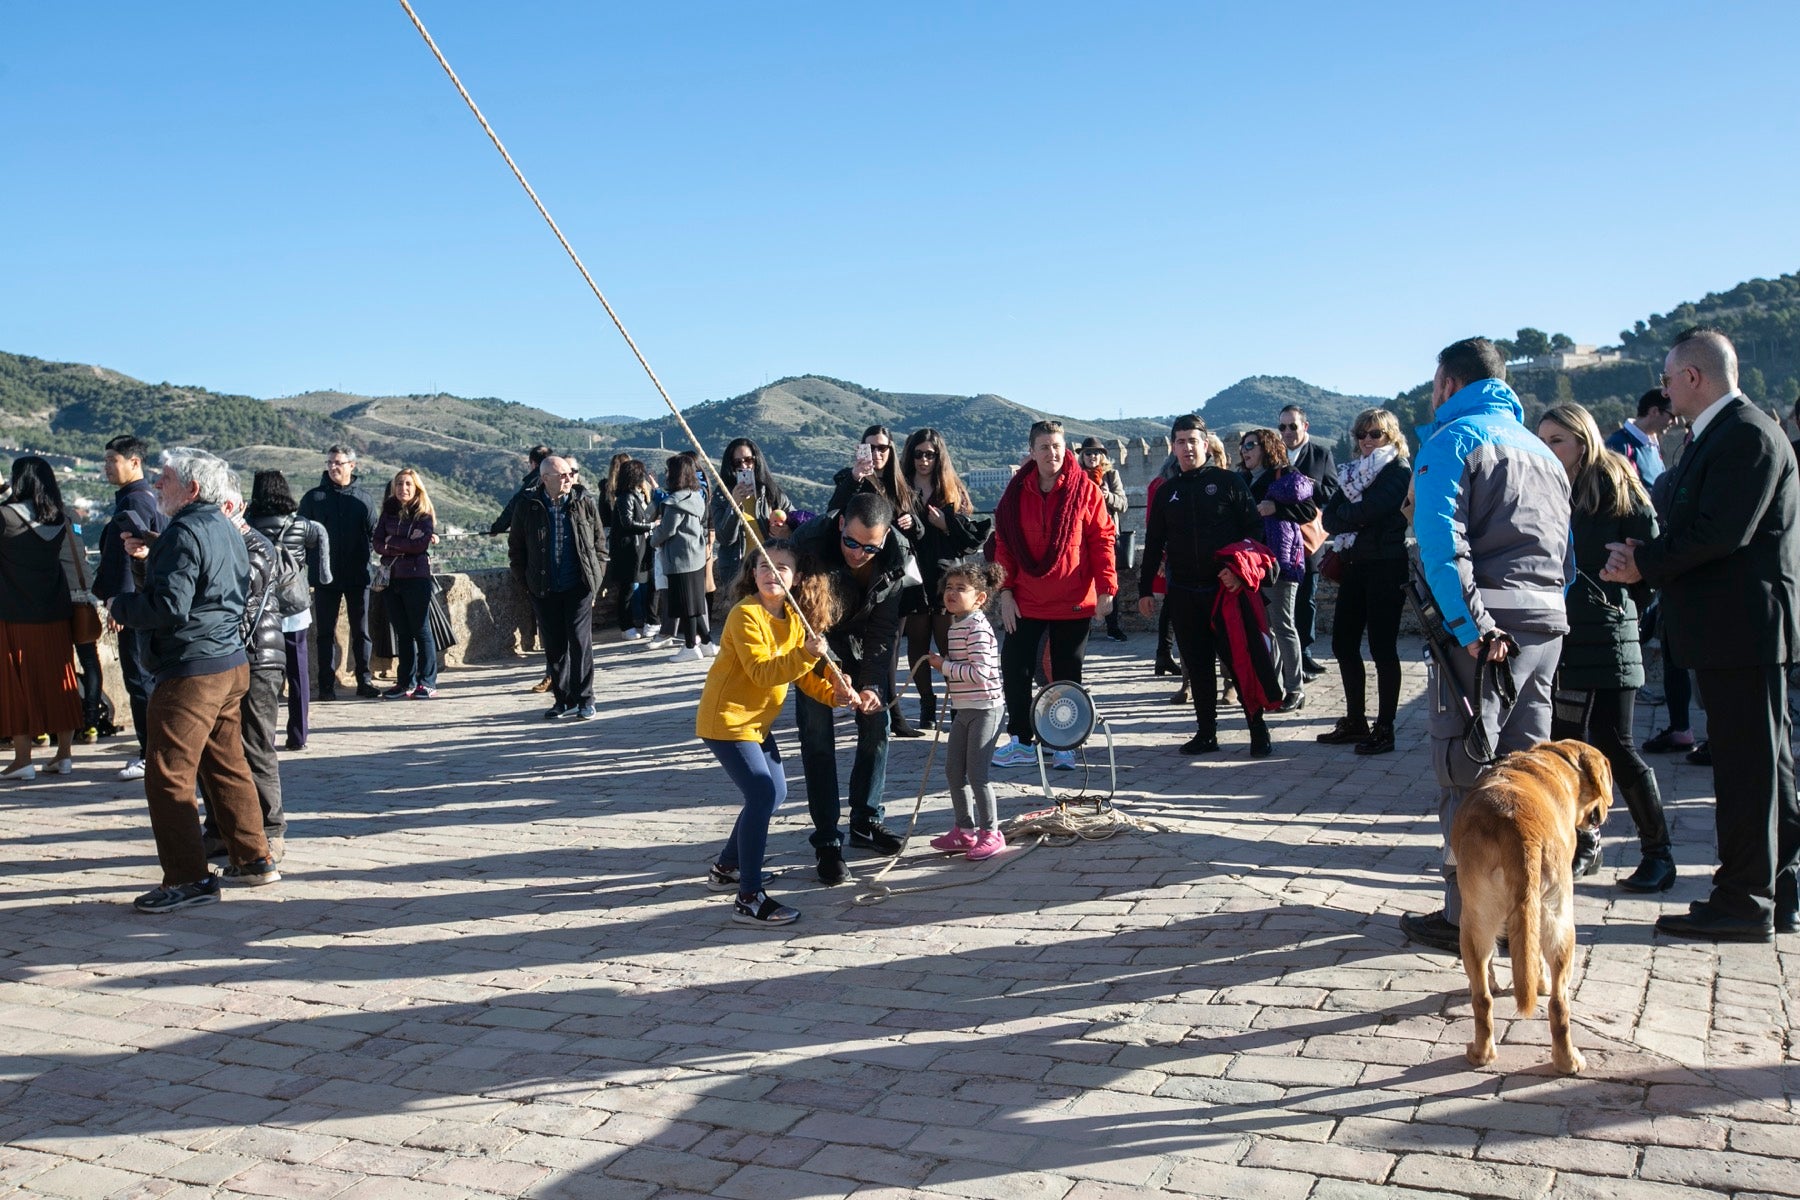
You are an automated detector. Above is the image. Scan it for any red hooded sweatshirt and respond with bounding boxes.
[994,456,1119,620]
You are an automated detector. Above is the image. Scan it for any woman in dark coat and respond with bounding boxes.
[900,427,987,730]
[831,425,925,735]
[1537,402,1672,892]
[0,457,82,780]
[1316,408,1412,756]
[1237,428,1316,710]
[607,458,655,638]
[709,438,790,607]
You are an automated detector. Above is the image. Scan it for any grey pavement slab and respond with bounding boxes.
[1,633,1795,1198]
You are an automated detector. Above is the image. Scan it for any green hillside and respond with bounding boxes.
[1193,376,1385,442]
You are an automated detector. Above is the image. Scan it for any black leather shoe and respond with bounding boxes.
[1571,827,1603,878]
[1274,690,1306,714]
[890,719,925,739]
[1777,908,1799,935]
[1353,723,1395,755]
[1302,656,1327,679]
[816,844,849,886]
[355,681,382,699]
[1685,741,1712,767]
[1617,853,1677,893]
[849,823,906,855]
[1248,719,1272,759]
[1154,655,1178,677]
[1317,717,1370,745]
[1179,734,1219,754]
[1400,910,1462,954]
[1655,906,1772,942]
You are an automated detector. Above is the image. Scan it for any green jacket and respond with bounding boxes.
[1557,483,1657,691]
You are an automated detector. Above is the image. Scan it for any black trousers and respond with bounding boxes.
[1551,686,1669,856]
[1295,564,1318,651]
[540,586,596,707]
[313,584,372,687]
[1331,557,1407,725]
[117,626,155,754]
[1000,617,1089,743]
[1693,664,1800,921]
[1165,586,1263,736]
[203,667,286,840]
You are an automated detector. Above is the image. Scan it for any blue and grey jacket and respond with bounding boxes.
[1412,378,1572,646]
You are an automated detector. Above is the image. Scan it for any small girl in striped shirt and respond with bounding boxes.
[927,560,1007,860]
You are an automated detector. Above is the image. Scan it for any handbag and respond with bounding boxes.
[427,575,458,652]
[1318,547,1345,584]
[1300,513,1328,556]
[371,558,394,592]
[62,524,104,645]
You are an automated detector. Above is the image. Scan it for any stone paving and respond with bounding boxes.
[1,632,1797,1199]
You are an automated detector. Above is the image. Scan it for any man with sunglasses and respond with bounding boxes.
[1278,406,1339,680]
[793,493,911,884]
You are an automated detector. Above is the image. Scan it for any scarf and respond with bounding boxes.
[1332,445,1399,551]
[995,455,1088,578]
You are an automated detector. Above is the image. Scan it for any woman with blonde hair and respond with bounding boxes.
[1536,401,1671,891]
[1317,408,1412,754]
[374,468,439,699]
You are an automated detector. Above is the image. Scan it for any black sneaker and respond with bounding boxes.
[380,686,411,700]
[850,823,906,855]
[1685,741,1712,767]
[221,858,281,887]
[1316,717,1371,745]
[134,876,221,913]
[733,892,799,925]
[1105,626,1129,643]
[1399,909,1462,954]
[544,704,572,720]
[816,844,849,886]
[355,681,382,699]
[705,863,739,892]
[1642,727,1695,753]
[1179,734,1219,754]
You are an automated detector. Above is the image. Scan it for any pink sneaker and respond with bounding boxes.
[966,830,1006,861]
[930,827,975,852]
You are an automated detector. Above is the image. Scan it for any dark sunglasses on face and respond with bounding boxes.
[841,533,882,555]
[730,457,754,468]
[1356,430,1382,441]
[868,444,892,453]
[912,450,937,460]
[1278,423,1300,432]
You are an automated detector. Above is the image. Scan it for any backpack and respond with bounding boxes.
[270,516,311,617]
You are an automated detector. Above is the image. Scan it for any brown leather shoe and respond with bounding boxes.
[529,675,553,694]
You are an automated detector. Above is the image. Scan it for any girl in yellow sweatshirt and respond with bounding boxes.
[697,540,849,924]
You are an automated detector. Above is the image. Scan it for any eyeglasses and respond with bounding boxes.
[553,470,577,479]
[841,533,882,555]
[912,450,937,460]
[1278,423,1300,432]
[1355,430,1383,441]
[326,459,353,468]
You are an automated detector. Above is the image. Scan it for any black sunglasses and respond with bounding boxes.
[841,533,882,555]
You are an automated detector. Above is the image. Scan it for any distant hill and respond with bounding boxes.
[1194,376,1385,442]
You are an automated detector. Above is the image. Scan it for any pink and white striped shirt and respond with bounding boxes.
[941,609,1002,709]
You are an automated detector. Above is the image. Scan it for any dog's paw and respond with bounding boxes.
[1464,1041,1497,1067]
[1553,1047,1585,1075]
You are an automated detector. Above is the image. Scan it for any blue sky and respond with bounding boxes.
[4,2,1798,422]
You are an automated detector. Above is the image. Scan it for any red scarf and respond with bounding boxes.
[995,455,1091,578]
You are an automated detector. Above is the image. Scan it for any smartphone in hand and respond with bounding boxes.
[120,511,159,540]
[737,468,755,490]
[854,443,874,471]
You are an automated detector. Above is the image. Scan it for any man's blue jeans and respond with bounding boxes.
[795,691,888,850]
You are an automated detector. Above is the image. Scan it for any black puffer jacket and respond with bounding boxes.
[249,511,330,615]
[609,489,654,585]
[1558,480,1656,691]
[794,513,909,696]
[298,473,376,589]
[238,525,291,673]
[1322,458,1412,563]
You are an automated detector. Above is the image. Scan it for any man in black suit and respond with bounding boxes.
[1605,327,1800,941]
[1279,405,1340,678]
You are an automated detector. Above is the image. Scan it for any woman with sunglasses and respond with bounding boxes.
[709,438,790,609]
[830,425,924,734]
[1536,402,1671,892]
[1237,429,1315,711]
[1317,409,1412,754]
[899,428,986,731]
[1077,438,1130,642]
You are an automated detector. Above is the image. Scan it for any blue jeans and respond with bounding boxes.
[386,577,438,690]
[795,691,888,850]
[706,735,786,897]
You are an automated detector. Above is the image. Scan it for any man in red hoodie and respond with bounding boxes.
[991,420,1118,770]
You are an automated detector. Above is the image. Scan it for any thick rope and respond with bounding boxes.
[394,0,848,691]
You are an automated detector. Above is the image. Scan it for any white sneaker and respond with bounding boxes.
[699,642,719,659]
[991,739,1037,769]
[117,758,146,781]
[621,628,643,641]
[45,757,74,776]
[669,646,704,663]
[1051,749,1077,771]
[1,763,35,782]
[646,635,675,650]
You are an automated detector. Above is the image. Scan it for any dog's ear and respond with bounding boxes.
[1559,739,1614,824]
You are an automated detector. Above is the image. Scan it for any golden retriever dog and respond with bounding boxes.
[1450,739,1612,1074]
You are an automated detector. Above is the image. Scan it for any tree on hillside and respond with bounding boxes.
[1550,333,1574,352]
[1742,366,1767,403]
[1514,328,1552,358]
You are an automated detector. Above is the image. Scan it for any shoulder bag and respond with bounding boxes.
[62,525,104,644]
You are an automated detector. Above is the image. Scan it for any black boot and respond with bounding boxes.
[1317,716,1370,745]
[890,707,924,739]
[917,693,936,734]
[1571,824,1603,878]
[1248,716,1272,758]
[1353,721,1395,755]
[1618,852,1677,892]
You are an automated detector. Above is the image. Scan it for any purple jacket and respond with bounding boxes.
[374,500,434,581]
[1260,469,1314,583]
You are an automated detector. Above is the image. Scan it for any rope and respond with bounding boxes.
[394,0,850,694]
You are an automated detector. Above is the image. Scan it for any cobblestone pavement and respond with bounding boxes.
[2,634,1796,1199]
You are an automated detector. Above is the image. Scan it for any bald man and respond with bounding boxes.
[509,455,610,719]
[1605,326,1800,941]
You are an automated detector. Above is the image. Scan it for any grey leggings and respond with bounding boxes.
[946,705,1005,832]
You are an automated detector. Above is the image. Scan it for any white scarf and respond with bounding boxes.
[1332,445,1399,551]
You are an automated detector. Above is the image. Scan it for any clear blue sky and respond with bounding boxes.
[5,2,1799,422]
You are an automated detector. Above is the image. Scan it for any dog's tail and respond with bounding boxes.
[1512,841,1544,1017]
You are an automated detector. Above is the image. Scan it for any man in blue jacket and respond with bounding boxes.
[1401,338,1572,953]
[111,449,276,913]
[95,435,168,780]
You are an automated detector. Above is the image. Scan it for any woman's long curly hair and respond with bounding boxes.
[728,538,840,631]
